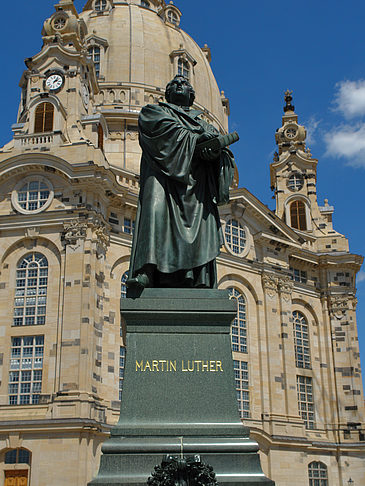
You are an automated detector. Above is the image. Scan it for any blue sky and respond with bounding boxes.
[1,1,365,388]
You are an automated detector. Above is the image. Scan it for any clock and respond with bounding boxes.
[285,127,297,139]
[81,83,90,108]
[44,72,65,93]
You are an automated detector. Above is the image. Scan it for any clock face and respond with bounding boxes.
[285,127,297,139]
[45,73,64,92]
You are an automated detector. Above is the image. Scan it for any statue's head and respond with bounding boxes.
[165,75,195,107]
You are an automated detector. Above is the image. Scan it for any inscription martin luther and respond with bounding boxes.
[135,359,224,372]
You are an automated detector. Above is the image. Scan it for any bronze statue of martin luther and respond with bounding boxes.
[127,75,238,290]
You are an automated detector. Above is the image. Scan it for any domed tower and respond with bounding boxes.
[80,0,230,172]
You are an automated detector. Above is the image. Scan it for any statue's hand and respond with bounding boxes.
[197,132,217,143]
[200,147,221,161]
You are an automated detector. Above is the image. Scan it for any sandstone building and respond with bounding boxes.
[0,1,364,485]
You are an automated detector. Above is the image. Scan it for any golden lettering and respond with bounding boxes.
[152,360,159,372]
[216,360,223,372]
[210,360,216,372]
[170,360,177,372]
[144,360,151,371]
[159,359,167,371]
[182,360,188,372]
[188,360,194,372]
[136,360,143,371]
[195,360,201,371]
[202,360,209,371]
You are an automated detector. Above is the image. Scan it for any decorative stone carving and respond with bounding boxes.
[262,273,278,298]
[328,295,350,319]
[63,219,87,245]
[278,277,294,302]
[24,227,40,239]
[89,216,110,256]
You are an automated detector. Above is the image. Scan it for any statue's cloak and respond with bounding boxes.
[129,102,235,285]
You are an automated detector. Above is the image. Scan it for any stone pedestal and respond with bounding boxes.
[89,289,274,485]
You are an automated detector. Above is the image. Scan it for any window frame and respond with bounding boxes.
[228,288,248,354]
[293,311,311,369]
[308,461,328,486]
[290,200,307,230]
[297,375,315,429]
[11,176,54,215]
[34,102,54,134]
[224,219,248,256]
[9,335,44,405]
[12,253,49,328]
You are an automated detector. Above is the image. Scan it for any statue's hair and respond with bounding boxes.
[165,75,195,106]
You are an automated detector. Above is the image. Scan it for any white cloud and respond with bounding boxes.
[334,80,365,119]
[357,270,365,284]
[324,123,365,167]
[304,116,320,145]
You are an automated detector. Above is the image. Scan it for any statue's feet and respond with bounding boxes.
[126,272,150,289]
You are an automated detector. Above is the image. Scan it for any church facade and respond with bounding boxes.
[0,1,363,485]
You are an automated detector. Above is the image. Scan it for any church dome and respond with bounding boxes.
[80,0,228,141]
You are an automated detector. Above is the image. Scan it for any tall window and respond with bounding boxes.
[98,124,104,150]
[121,272,129,299]
[293,311,311,369]
[34,102,54,133]
[228,288,247,353]
[88,46,101,78]
[178,58,190,80]
[297,375,315,429]
[95,0,107,11]
[119,346,126,401]
[13,253,48,327]
[290,200,307,230]
[308,462,328,486]
[9,336,44,405]
[234,360,250,418]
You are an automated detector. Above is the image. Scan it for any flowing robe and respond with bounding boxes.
[128,102,235,288]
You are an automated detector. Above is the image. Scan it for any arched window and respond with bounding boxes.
[167,10,179,25]
[95,0,107,11]
[293,311,311,369]
[228,288,247,353]
[88,46,101,78]
[178,58,190,80]
[308,462,328,486]
[34,102,54,133]
[13,253,48,327]
[121,271,129,299]
[225,219,247,255]
[141,0,150,7]
[290,200,307,230]
[5,448,31,465]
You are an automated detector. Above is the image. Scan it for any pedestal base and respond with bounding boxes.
[89,289,274,485]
